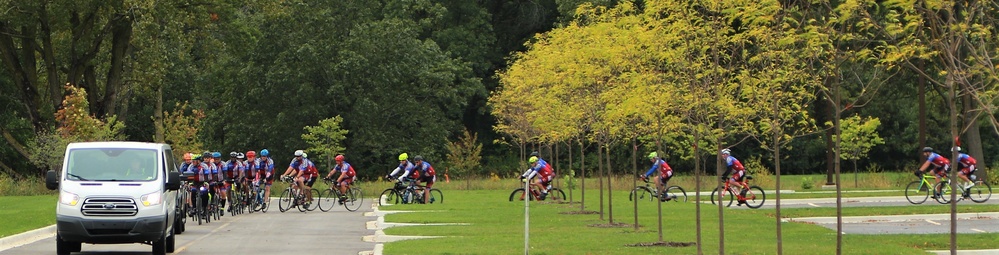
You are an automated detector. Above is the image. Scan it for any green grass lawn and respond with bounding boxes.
[379,190,999,255]
[0,195,56,238]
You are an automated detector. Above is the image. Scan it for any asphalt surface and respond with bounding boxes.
[1,198,376,255]
[759,195,999,209]
[786,212,999,234]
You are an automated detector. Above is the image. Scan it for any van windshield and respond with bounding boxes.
[66,148,159,182]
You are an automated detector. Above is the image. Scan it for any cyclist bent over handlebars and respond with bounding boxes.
[520,154,553,200]
[720,149,750,205]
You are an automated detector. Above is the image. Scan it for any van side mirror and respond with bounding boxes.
[45,170,59,190]
[166,172,181,191]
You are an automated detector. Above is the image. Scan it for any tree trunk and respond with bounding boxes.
[694,128,702,255]
[947,72,958,254]
[823,92,836,185]
[606,144,613,223]
[580,140,586,211]
[632,138,638,231]
[834,83,843,255]
[100,16,132,117]
[554,142,559,189]
[716,140,725,255]
[598,140,604,220]
[774,102,784,255]
[962,87,986,174]
[154,83,164,143]
[918,61,927,154]
[568,140,573,203]
[0,23,45,131]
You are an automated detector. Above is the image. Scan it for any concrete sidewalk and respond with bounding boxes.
[784,212,999,224]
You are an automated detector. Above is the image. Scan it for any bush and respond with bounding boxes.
[0,174,56,196]
[801,177,814,189]
[743,155,773,188]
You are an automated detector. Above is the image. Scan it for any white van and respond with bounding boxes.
[46,141,184,255]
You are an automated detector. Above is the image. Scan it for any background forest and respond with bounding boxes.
[2,0,999,184]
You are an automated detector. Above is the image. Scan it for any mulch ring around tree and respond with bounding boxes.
[559,210,599,215]
[587,222,632,228]
[626,241,696,247]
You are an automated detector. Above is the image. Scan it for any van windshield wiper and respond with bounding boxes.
[66,173,89,181]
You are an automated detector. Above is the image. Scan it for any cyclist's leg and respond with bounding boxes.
[304,176,315,202]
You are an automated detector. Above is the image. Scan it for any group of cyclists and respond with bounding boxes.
[639,148,750,204]
[385,153,438,204]
[917,146,979,198]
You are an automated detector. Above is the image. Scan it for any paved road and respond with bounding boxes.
[1,199,375,255]
[787,212,999,234]
[758,196,999,209]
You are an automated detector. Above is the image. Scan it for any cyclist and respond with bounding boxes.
[326,155,356,203]
[954,147,977,192]
[520,156,554,200]
[917,147,950,198]
[189,153,211,214]
[179,153,194,174]
[210,151,228,210]
[253,149,276,208]
[243,150,257,195]
[411,155,437,203]
[720,149,750,205]
[386,153,417,182]
[223,151,244,211]
[281,150,313,204]
[641,152,675,202]
[302,153,319,189]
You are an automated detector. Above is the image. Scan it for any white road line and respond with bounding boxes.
[175,217,240,253]
[925,219,941,225]
[807,203,820,207]
[971,229,986,233]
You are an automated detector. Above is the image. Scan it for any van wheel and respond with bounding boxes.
[165,232,175,253]
[174,217,184,234]
[152,233,168,255]
[56,234,80,255]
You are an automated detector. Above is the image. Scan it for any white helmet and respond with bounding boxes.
[720,149,731,155]
[294,150,304,157]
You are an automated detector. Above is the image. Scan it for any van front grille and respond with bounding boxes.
[81,197,138,216]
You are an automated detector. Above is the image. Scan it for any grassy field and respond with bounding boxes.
[0,195,57,238]
[379,190,999,255]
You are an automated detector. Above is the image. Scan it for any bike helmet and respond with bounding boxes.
[302,153,308,158]
[335,154,345,162]
[193,154,203,161]
[202,152,212,159]
[260,149,270,157]
[294,150,304,157]
[413,155,424,161]
[954,146,962,152]
[183,153,192,160]
[230,151,238,158]
[530,151,539,157]
[398,153,409,161]
[236,152,245,159]
[720,149,731,155]
[212,151,222,158]
[246,150,256,158]
[647,152,657,159]
[922,147,933,153]
[529,156,538,163]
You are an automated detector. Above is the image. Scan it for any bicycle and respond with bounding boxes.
[905,172,941,204]
[508,178,566,202]
[710,175,765,209]
[382,178,444,205]
[278,175,319,212]
[933,178,992,204]
[629,176,687,202]
[227,179,244,216]
[318,178,364,212]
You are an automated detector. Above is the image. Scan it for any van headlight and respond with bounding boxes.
[140,192,162,207]
[59,191,79,206]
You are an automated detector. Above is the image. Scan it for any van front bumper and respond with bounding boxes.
[56,215,168,244]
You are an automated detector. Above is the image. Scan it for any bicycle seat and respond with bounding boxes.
[745,175,754,180]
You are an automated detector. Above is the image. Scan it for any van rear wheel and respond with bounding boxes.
[152,232,169,255]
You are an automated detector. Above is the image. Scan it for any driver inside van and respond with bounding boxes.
[124,158,154,180]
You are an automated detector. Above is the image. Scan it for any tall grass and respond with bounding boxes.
[0,175,57,196]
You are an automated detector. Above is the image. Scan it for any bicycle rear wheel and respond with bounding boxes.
[630,187,655,202]
[319,189,337,212]
[380,189,400,206]
[548,188,566,202]
[509,188,527,201]
[195,195,203,225]
[279,189,294,212]
[425,189,443,204]
[968,181,992,203]
[710,187,734,207]
[665,186,687,202]
[305,189,320,211]
[905,180,930,204]
[744,186,766,209]
[344,187,363,212]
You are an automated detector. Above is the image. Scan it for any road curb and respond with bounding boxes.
[927,249,999,255]
[0,224,56,253]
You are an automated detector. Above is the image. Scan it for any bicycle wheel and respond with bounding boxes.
[665,186,687,202]
[509,188,527,201]
[380,189,400,206]
[279,189,294,212]
[260,191,270,213]
[548,188,566,202]
[212,196,222,220]
[344,187,364,212]
[304,189,320,211]
[710,187,734,207]
[934,182,954,204]
[968,181,992,203]
[319,189,337,212]
[905,180,930,204]
[744,186,766,209]
[296,191,308,212]
[427,189,443,204]
[630,187,655,202]
[195,195,203,225]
